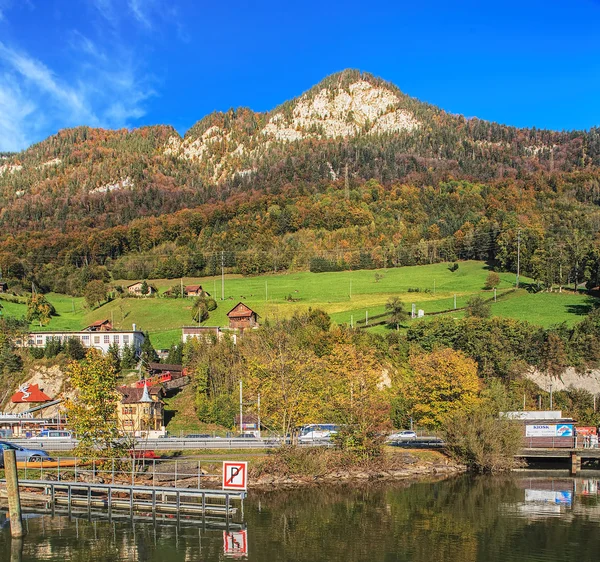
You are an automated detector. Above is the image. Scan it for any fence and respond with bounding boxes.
[8,456,227,489]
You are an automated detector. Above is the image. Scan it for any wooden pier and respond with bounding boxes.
[1,480,245,518]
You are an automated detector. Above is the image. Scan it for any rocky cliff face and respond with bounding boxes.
[165,71,422,183]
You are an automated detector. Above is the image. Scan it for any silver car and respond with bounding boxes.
[0,440,52,467]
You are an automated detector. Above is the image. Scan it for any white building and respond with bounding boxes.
[18,324,145,355]
[182,326,236,344]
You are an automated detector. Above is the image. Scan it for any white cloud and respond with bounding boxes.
[0,40,155,151]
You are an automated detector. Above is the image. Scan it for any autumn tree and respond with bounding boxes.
[540,332,568,378]
[243,327,324,438]
[26,293,55,326]
[484,271,500,290]
[386,296,408,330]
[65,350,124,457]
[84,280,108,309]
[323,335,391,458]
[401,348,481,427]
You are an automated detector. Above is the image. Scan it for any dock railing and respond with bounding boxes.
[6,456,225,489]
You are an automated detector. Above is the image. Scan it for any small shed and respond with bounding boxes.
[227,303,259,330]
[184,285,208,297]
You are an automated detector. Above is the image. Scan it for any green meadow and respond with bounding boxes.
[2,261,596,348]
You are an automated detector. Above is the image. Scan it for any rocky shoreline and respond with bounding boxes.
[248,456,465,490]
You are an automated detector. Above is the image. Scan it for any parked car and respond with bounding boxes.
[387,430,418,441]
[38,430,73,439]
[184,434,211,439]
[234,433,258,439]
[0,441,52,467]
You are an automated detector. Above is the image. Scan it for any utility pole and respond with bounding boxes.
[516,229,521,288]
[350,314,354,328]
[549,383,553,410]
[257,393,261,439]
[454,294,457,309]
[365,310,368,325]
[221,251,225,301]
[239,380,243,435]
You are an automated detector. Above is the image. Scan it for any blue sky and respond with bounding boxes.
[0,0,599,151]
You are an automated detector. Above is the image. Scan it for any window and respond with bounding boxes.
[113,335,120,343]
[81,335,90,341]
[122,407,136,415]
[104,335,110,344]
[93,336,100,344]
[123,335,130,344]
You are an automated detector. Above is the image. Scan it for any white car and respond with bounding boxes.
[387,430,417,441]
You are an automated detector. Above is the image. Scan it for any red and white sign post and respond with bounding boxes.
[223,529,248,557]
[222,461,248,491]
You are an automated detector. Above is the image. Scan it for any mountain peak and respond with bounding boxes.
[172,70,422,183]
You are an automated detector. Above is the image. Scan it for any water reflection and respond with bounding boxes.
[2,475,600,561]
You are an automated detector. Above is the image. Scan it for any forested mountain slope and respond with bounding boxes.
[1,69,600,294]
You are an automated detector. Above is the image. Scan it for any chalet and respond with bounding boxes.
[227,303,259,330]
[84,319,113,332]
[127,281,157,296]
[0,282,7,293]
[182,326,234,344]
[184,285,208,297]
[117,384,165,435]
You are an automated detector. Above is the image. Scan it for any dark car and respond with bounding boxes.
[184,434,211,439]
[0,441,52,467]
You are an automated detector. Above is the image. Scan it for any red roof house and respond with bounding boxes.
[11,383,52,403]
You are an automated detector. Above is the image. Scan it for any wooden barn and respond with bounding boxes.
[227,303,259,330]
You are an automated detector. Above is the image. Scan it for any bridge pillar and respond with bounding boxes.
[570,452,581,475]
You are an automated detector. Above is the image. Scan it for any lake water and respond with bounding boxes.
[1,474,600,561]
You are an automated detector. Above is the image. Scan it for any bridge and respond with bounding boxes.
[516,448,600,474]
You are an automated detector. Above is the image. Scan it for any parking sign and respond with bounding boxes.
[222,461,248,490]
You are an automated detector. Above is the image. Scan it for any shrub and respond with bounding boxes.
[443,406,523,472]
[484,271,500,290]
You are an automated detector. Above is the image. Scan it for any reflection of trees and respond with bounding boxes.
[3,477,600,561]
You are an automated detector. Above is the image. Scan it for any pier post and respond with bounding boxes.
[570,452,581,475]
[4,449,24,538]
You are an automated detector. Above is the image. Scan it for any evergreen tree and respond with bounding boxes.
[121,344,137,370]
[140,332,158,369]
[65,337,86,360]
[165,343,183,365]
[107,342,121,373]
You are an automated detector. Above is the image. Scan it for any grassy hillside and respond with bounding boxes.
[3,261,596,348]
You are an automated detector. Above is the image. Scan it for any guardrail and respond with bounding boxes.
[10,437,286,452]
